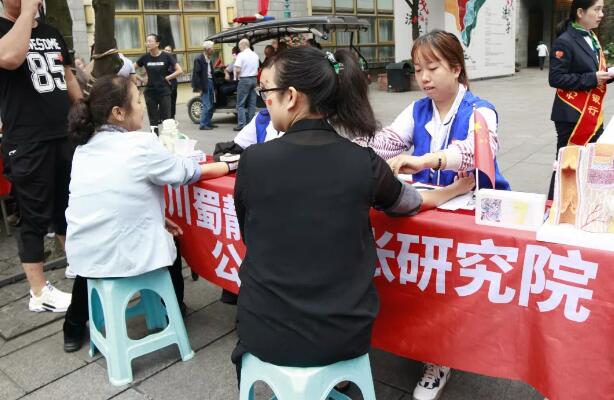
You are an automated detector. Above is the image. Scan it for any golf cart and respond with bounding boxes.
[187,15,370,124]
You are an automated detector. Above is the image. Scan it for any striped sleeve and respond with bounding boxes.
[356,103,415,160]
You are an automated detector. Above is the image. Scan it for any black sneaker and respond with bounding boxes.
[63,319,86,353]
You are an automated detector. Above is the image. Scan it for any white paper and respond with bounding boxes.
[438,192,475,211]
[537,221,614,252]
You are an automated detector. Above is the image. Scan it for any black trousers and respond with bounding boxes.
[170,83,178,119]
[538,56,546,70]
[548,121,603,199]
[144,90,172,128]
[65,240,185,327]
[2,138,73,262]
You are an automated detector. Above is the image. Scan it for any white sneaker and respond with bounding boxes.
[64,265,77,279]
[28,282,72,313]
[412,363,451,400]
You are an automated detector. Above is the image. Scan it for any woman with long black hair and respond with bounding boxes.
[548,0,613,198]
[231,47,474,392]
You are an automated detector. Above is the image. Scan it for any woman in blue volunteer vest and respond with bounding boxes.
[369,30,509,400]
[548,0,612,199]
[370,30,509,194]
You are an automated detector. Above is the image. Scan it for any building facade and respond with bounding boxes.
[53,0,614,78]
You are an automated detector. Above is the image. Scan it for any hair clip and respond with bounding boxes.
[325,51,344,75]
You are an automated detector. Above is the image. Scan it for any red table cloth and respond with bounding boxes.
[166,175,614,400]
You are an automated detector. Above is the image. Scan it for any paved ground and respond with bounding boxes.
[1,68,612,400]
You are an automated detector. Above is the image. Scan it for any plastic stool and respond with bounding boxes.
[88,268,195,386]
[240,353,376,400]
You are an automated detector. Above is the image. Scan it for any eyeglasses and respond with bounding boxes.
[255,86,287,101]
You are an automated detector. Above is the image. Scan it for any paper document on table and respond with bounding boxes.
[437,192,475,211]
[537,221,613,251]
[402,180,475,210]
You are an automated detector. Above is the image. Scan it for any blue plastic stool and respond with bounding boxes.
[88,268,195,386]
[240,353,376,400]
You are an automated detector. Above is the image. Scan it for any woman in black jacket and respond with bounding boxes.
[231,47,475,393]
[548,0,612,198]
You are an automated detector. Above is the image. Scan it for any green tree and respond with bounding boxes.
[47,0,121,78]
[46,1,73,49]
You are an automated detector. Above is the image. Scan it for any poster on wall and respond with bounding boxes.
[444,0,516,79]
[394,0,516,79]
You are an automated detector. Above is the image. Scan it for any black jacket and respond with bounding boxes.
[549,24,610,122]
[191,53,214,93]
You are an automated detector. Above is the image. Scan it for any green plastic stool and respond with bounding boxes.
[240,353,376,400]
[88,268,195,386]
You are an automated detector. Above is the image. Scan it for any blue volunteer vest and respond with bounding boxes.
[411,91,511,190]
[255,110,271,144]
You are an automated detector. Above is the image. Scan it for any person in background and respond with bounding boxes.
[367,30,510,400]
[164,45,180,120]
[74,56,92,93]
[218,46,239,108]
[548,0,613,199]
[263,44,275,65]
[135,34,182,132]
[62,76,234,352]
[192,40,217,131]
[0,0,82,312]
[231,46,474,387]
[537,41,549,71]
[234,38,260,131]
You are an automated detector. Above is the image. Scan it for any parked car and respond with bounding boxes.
[187,15,370,124]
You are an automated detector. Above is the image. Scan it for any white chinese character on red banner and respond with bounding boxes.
[419,236,453,293]
[455,239,518,303]
[193,188,221,234]
[519,245,598,323]
[374,231,395,282]
[396,233,420,285]
[166,186,193,225]
[212,240,242,286]
[222,194,241,240]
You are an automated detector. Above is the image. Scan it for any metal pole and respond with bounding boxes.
[284,0,291,18]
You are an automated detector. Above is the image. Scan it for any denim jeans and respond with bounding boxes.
[236,77,257,127]
[200,79,215,128]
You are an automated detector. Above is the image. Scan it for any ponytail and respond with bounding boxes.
[267,46,379,140]
[67,75,133,145]
[68,100,96,145]
[332,49,378,139]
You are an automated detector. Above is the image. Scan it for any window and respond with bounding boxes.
[145,14,184,50]
[336,31,352,45]
[185,15,217,49]
[183,0,217,11]
[377,0,393,13]
[335,0,354,12]
[143,0,180,10]
[359,46,376,62]
[378,18,393,43]
[378,46,394,62]
[115,16,143,52]
[357,0,375,12]
[359,17,376,44]
[116,0,140,10]
[312,0,333,11]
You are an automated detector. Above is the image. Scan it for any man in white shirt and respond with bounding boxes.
[234,38,260,131]
[536,41,549,70]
